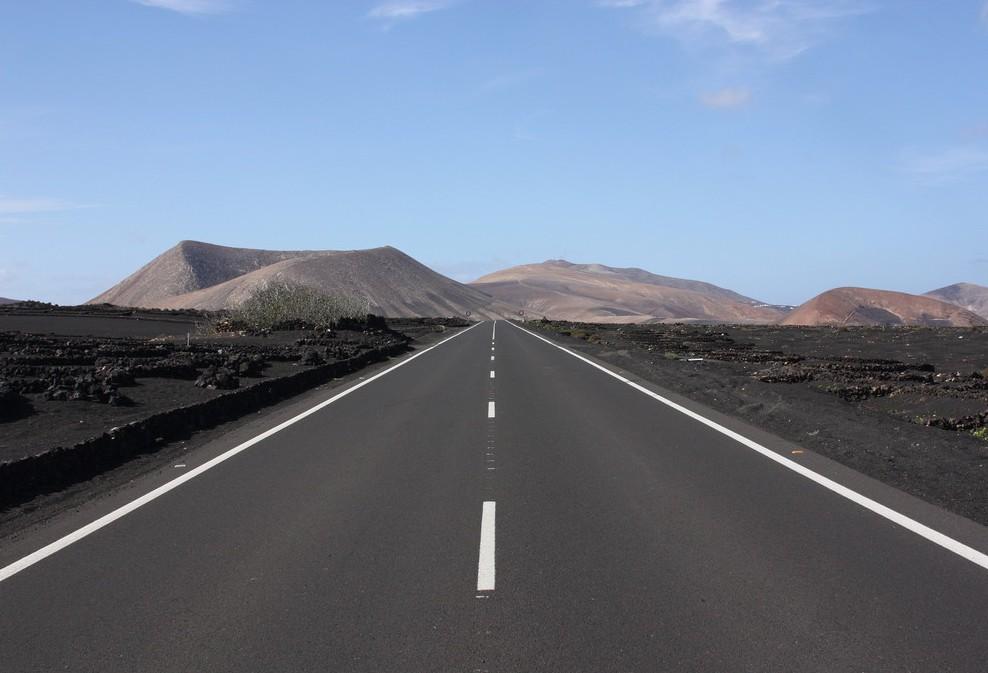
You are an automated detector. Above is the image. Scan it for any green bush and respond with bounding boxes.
[229,282,370,331]
[972,427,988,442]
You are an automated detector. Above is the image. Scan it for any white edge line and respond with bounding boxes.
[477,501,496,591]
[506,320,988,572]
[0,321,487,584]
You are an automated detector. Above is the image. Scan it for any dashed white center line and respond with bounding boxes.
[477,501,496,592]
[487,401,496,418]
[490,355,495,361]
[490,370,495,379]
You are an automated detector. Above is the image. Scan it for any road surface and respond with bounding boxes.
[2,320,988,672]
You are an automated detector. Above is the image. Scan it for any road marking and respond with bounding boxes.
[490,355,495,361]
[477,501,496,592]
[0,321,487,584]
[506,320,988,573]
[488,401,496,418]
[490,370,495,379]
[492,320,496,340]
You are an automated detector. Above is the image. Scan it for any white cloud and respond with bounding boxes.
[599,0,869,60]
[131,0,233,15]
[700,86,751,108]
[368,0,456,21]
[901,147,988,182]
[0,196,91,216]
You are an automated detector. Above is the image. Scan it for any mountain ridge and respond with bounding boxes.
[470,259,791,324]
[924,282,988,320]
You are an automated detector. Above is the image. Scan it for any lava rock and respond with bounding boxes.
[195,366,239,390]
[300,349,325,366]
[0,378,32,420]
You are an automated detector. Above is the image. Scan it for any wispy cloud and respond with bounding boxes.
[368,0,456,21]
[901,146,988,182]
[0,195,92,216]
[599,0,870,60]
[131,0,234,15]
[700,86,751,108]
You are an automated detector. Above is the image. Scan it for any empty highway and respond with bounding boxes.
[2,320,988,672]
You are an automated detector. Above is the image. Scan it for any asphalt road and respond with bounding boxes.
[2,320,988,672]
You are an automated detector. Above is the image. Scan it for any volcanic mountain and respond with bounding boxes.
[781,287,988,327]
[924,283,988,320]
[470,260,790,323]
[90,241,518,319]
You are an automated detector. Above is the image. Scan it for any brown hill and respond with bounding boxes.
[924,283,988,320]
[90,241,314,307]
[782,287,988,327]
[470,260,789,324]
[90,241,517,319]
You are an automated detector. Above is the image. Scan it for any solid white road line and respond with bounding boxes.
[488,401,496,419]
[477,501,496,591]
[506,320,988,573]
[490,371,495,379]
[0,321,487,584]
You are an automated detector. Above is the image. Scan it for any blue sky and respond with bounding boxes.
[1,0,986,305]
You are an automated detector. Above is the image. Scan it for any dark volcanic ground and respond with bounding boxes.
[0,302,205,338]
[528,320,988,527]
[0,306,468,464]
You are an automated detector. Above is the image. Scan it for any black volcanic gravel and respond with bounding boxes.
[0,312,410,463]
[529,320,988,527]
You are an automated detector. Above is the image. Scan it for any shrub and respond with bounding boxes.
[973,427,988,442]
[229,282,370,331]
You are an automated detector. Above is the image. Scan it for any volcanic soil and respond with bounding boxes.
[527,320,988,526]
[0,304,463,464]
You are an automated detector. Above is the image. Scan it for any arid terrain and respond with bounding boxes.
[0,302,464,508]
[471,259,791,324]
[91,240,520,319]
[926,282,988,319]
[81,240,988,328]
[783,287,987,327]
[527,319,988,525]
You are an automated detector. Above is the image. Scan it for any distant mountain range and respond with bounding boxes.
[0,297,19,305]
[88,241,988,326]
